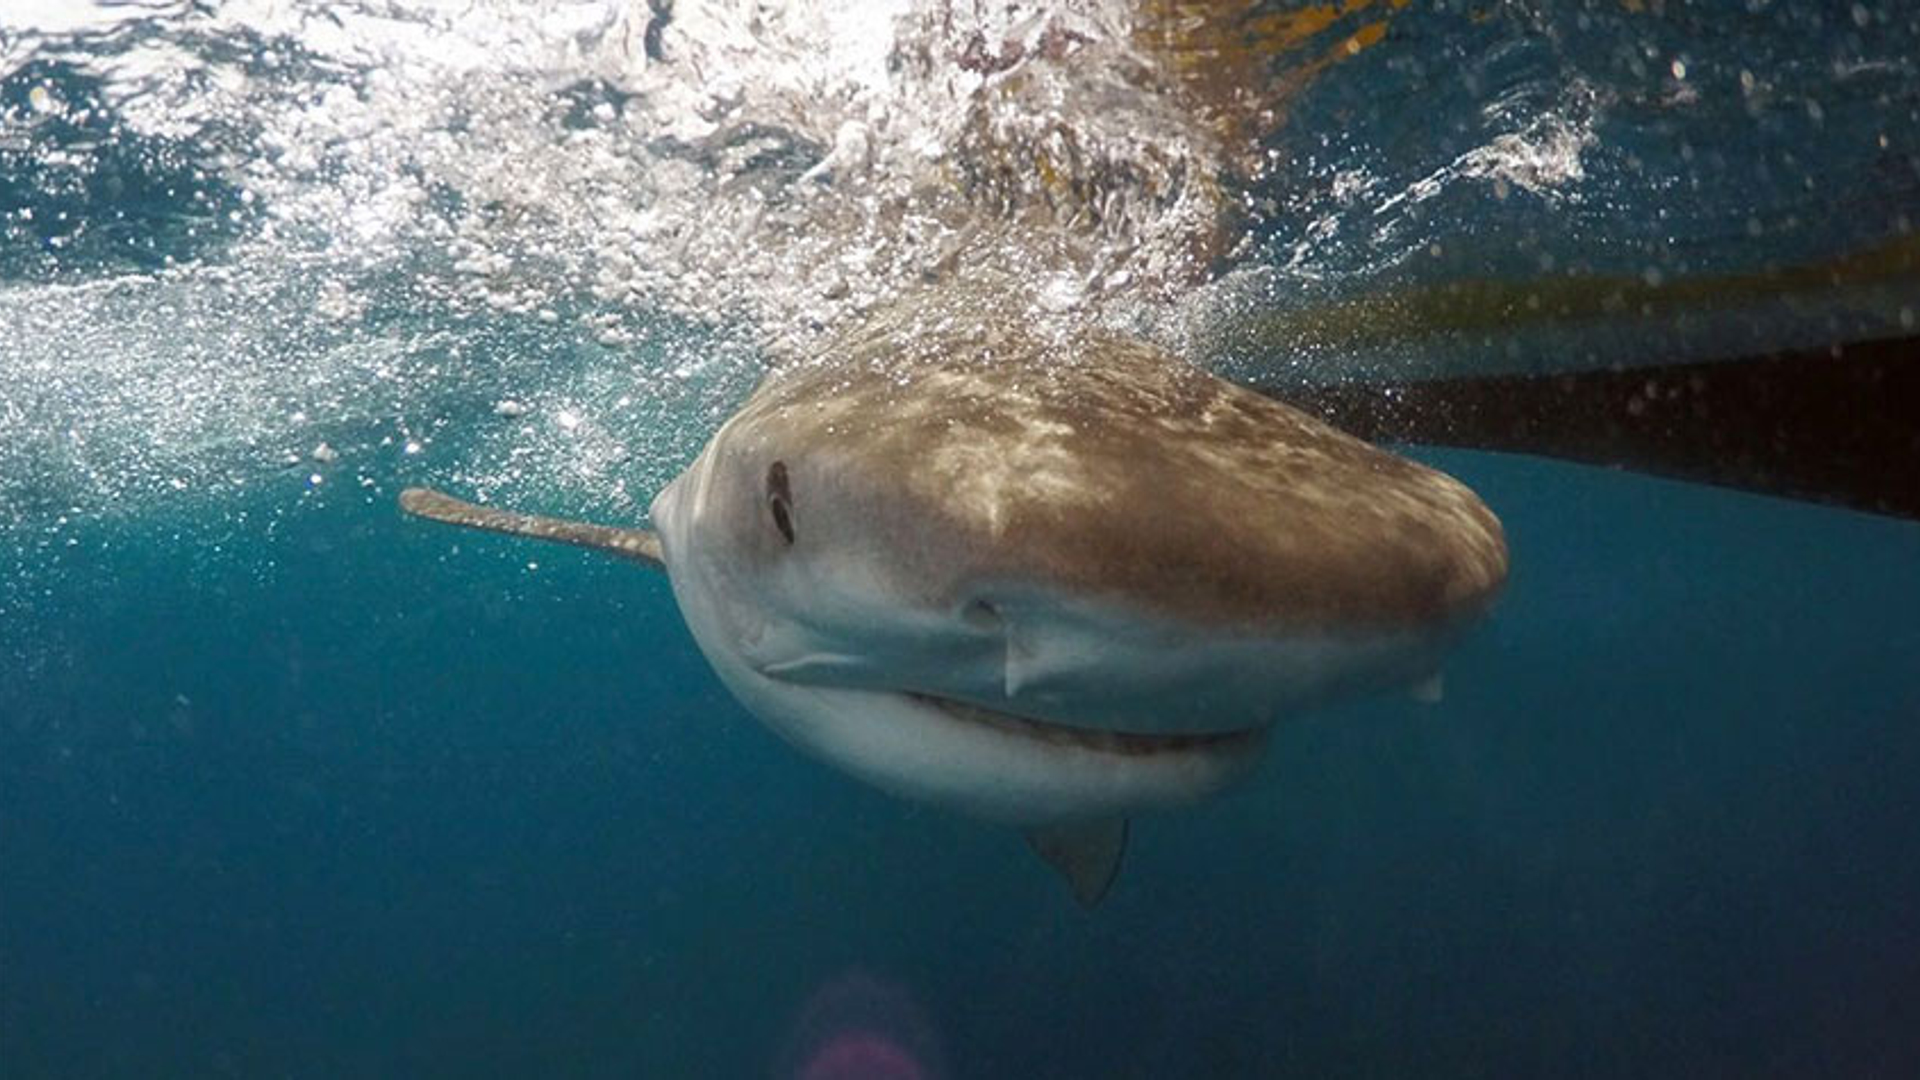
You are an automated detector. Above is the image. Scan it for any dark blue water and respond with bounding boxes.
[5,3,1920,1076]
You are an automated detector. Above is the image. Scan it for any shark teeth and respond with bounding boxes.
[907,693,1261,757]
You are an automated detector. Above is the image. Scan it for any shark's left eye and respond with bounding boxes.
[766,460,795,545]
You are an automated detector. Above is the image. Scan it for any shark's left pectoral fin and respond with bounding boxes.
[1025,818,1129,908]
[1410,671,1445,704]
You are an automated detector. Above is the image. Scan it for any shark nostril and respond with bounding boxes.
[961,599,1002,632]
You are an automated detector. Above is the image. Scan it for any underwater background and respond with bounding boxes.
[3,2,1919,1076]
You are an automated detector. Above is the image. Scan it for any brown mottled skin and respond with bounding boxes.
[710,300,1508,633]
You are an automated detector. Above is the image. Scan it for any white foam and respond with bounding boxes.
[0,1,1606,536]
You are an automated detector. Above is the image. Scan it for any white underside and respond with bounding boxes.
[669,565,1264,825]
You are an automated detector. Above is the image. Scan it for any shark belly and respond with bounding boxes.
[664,545,1266,826]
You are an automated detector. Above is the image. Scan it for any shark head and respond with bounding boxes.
[400,317,1506,905]
[645,322,1507,830]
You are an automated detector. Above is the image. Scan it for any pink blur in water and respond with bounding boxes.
[799,1032,928,1080]
[776,971,945,1080]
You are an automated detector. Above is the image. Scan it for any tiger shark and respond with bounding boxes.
[401,308,1508,906]
[397,0,1905,902]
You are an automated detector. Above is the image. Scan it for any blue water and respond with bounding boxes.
[5,3,1920,1076]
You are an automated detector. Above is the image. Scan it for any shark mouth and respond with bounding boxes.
[907,693,1263,757]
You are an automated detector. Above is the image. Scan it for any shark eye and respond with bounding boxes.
[766,460,795,545]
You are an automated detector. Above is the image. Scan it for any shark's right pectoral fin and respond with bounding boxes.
[1025,817,1129,908]
[399,487,665,569]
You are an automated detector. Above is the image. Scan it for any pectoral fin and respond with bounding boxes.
[1025,818,1128,908]
[1410,671,1445,704]
[399,487,665,569]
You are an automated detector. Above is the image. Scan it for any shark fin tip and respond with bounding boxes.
[1410,671,1445,704]
[1025,817,1129,909]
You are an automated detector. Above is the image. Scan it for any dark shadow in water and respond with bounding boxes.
[1286,333,1920,521]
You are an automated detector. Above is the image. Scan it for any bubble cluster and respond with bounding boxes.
[3,0,1913,544]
